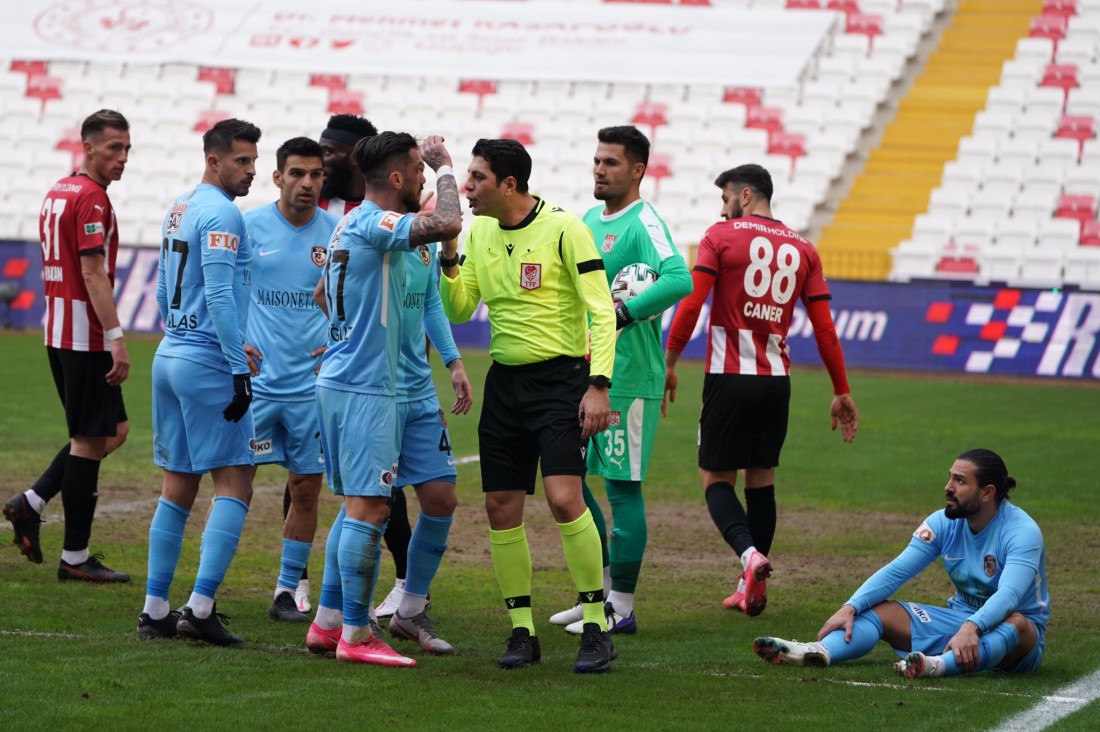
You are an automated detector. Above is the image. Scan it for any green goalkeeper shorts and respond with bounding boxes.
[586,395,661,482]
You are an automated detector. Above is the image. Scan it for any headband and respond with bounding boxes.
[320,128,366,147]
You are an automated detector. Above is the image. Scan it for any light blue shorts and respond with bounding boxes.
[396,396,457,488]
[152,354,254,474]
[251,397,324,475]
[317,384,398,498]
[901,601,1044,673]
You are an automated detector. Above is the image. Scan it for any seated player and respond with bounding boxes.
[754,449,1049,678]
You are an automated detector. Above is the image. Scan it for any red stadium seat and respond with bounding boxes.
[1041,63,1079,103]
[846,13,883,41]
[501,121,535,146]
[604,0,673,3]
[327,88,364,115]
[1055,194,1097,225]
[768,132,807,163]
[10,60,48,76]
[459,79,497,97]
[632,101,669,129]
[310,74,347,92]
[723,86,762,108]
[827,0,861,15]
[1081,219,1100,247]
[25,74,62,104]
[935,256,979,275]
[746,106,784,134]
[198,67,236,95]
[54,128,82,155]
[193,109,231,134]
[1028,14,1068,44]
[1042,0,1078,17]
[1055,114,1096,157]
[786,0,821,8]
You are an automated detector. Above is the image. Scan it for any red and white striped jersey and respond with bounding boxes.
[694,215,830,376]
[318,196,360,217]
[39,174,119,352]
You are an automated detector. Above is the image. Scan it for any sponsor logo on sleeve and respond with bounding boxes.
[520,262,541,290]
[207,231,240,252]
[913,522,935,543]
[166,202,186,235]
[601,234,616,253]
[378,211,401,232]
[83,222,105,236]
[311,246,327,267]
[984,554,997,577]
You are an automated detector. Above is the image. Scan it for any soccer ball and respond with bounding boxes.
[610,263,660,322]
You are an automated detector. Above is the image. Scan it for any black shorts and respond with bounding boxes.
[47,346,126,438]
[479,356,589,493]
[698,374,790,472]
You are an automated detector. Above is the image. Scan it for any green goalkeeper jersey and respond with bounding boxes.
[584,199,692,399]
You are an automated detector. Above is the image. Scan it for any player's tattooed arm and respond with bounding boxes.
[410,134,462,246]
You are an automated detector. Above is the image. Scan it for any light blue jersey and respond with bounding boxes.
[847,501,1050,633]
[398,243,461,403]
[244,202,340,400]
[156,184,252,374]
[316,202,413,396]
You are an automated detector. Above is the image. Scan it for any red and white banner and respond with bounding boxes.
[12,0,837,87]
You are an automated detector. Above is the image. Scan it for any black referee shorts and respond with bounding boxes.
[479,355,589,493]
[47,346,127,438]
[698,373,790,472]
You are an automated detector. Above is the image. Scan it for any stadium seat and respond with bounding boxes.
[996,218,1039,249]
[197,67,236,95]
[1019,247,1065,284]
[1063,246,1100,288]
[1055,193,1098,224]
[310,74,347,92]
[192,109,231,134]
[1080,219,1100,246]
[723,86,762,108]
[501,121,535,147]
[10,60,48,76]
[890,239,941,280]
[1029,14,1069,44]
[327,89,364,115]
[935,253,980,276]
[1055,113,1096,156]
[25,74,63,105]
[846,14,885,44]
[1043,0,1079,17]
[1041,63,1080,103]
[746,106,784,134]
[955,216,999,249]
[911,213,954,245]
[1040,216,1084,248]
[1056,37,1096,67]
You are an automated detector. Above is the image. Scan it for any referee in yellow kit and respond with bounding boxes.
[440,138,617,673]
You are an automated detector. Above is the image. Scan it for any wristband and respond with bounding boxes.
[436,165,454,179]
[104,327,124,341]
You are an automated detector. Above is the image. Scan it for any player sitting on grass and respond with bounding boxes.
[754,448,1049,678]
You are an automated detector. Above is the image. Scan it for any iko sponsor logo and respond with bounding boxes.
[253,438,273,456]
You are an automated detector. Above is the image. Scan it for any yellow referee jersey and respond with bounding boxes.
[441,197,615,378]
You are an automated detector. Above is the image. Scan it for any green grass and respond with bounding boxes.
[1,330,1098,731]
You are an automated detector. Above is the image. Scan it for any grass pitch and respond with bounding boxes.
[1,330,1098,731]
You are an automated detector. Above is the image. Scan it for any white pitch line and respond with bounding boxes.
[454,453,480,465]
[989,668,1100,731]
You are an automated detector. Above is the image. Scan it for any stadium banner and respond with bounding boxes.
[3,241,1098,380]
[12,0,837,87]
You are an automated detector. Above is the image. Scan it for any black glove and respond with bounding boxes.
[614,301,634,331]
[223,373,252,422]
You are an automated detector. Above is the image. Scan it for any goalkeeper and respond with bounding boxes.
[549,126,692,636]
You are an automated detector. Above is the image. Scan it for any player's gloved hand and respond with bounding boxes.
[223,374,252,422]
[614,301,634,331]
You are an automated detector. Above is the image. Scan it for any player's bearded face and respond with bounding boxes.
[398,151,427,214]
[216,141,257,198]
[944,460,982,519]
[593,143,632,202]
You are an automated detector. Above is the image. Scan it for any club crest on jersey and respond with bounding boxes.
[609,411,621,427]
[378,211,401,232]
[520,262,541,290]
[311,246,327,267]
[984,554,997,577]
[913,522,935,543]
[601,234,616,253]
[418,244,431,266]
[207,231,239,252]
[166,202,186,235]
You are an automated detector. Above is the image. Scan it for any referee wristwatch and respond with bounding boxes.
[588,375,611,390]
[439,252,460,268]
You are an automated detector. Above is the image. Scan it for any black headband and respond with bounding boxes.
[320,128,366,147]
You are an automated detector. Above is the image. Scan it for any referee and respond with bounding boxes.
[440,138,617,673]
